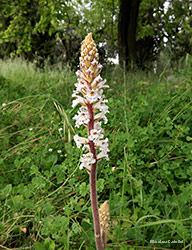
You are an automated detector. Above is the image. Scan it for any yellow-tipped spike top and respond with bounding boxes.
[80,33,100,83]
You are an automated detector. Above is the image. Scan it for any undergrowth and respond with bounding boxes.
[0,58,191,250]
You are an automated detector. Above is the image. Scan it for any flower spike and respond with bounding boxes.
[72,33,109,170]
[72,33,109,250]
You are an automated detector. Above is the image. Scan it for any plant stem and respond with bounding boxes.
[88,102,104,250]
[102,231,106,249]
[90,162,104,250]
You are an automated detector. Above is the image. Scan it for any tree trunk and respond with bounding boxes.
[118,0,141,68]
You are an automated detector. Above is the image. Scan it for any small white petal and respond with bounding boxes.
[73,107,89,127]
[91,59,97,65]
[85,89,100,103]
[89,50,93,55]
[97,151,109,161]
[93,100,109,113]
[97,64,103,70]
[88,129,104,141]
[79,153,96,170]
[72,95,87,108]
[94,112,108,124]
[74,134,89,148]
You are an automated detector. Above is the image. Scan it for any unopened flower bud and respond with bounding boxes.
[99,200,110,236]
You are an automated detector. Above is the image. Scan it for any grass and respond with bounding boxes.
[0,58,192,250]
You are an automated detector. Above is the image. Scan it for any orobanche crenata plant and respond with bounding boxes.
[72,33,110,250]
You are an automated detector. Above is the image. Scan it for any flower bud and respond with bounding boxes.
[80,33,101,83]
[99,200,110,236]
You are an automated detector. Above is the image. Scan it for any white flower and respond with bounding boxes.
[91,75,108,89]
[91,58,98,66]
[29,128,33,131]
[97,151,109,161]
[82,144,90,150]
[89,50,93,56]
[80,61,85,67]
[94,121,104,133]
[74,79,89,93]
[97,79,109,90]
[91,75,102,89]
[76,70,87,82]
[72,90,78,97]
[94,111,108,124]
[2,103,6,107]
[72,95,87,108]
[93,99,109,113]
[48,148,53,152]
[74,134,89,148]
[88,129,104,141]
[57,150,62,154]
[86,67,94,75]
[58,128,63,132]
[95,138,109,161]
[95,138,109,152]
[85,89,100,103]
[79,152,96,170]
[95,53,99,59]
[76,70,82,77]
[97,63,102,70]
[112,166,117,172]
[73,107,89,127]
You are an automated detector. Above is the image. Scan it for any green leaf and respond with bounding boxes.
[34,242,46,250]
[14,158,22,168]
[1,184,12,198]
[186,136,192,141]
[120,245,128,250]
[72,222,79,234]
[41,202,55,215]
[11,195,23,205]
[46,155,58,168]
[44,237,55,250]
[97,178,105,192]
[79,182,87,197]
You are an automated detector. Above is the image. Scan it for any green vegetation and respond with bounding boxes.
[0,58,192,250]
[1,0,192,68]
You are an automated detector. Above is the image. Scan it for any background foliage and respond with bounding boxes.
[0,58,192,249]
[0,0,192,67]
[0,0,192,249]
